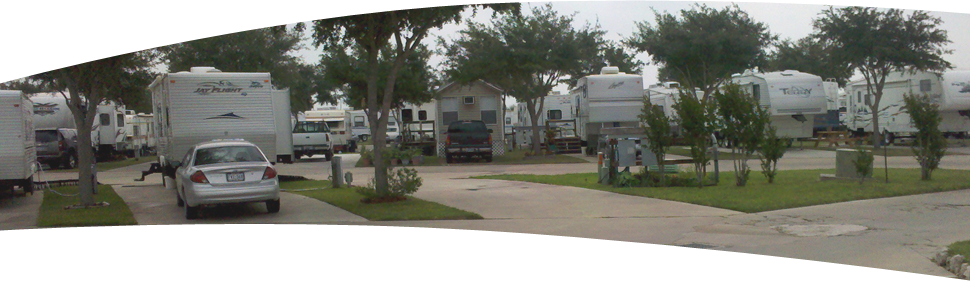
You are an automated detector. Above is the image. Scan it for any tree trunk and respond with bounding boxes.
[364,45,389,195]
[526,99,544,155]
[871,107,882,149]
[76,119,96,206]
[656,153,665,187]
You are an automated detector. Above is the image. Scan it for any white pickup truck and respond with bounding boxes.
[293,120,334,161]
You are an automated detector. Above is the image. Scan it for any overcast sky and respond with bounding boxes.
[293,1,970,107]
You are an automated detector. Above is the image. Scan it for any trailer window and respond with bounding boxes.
[752,84,761,103]
[505,117,512,125]
[117,114,124,126]
[401,109,413,123]
[920,79,932,92]
[418,110,428,121]
[548,110,562,120]
[100,114,110,126]
[354,116,365,127]
[325,121,342,131]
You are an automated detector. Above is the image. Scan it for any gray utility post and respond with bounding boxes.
[331,155,343,188]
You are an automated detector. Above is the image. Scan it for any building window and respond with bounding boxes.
[418,110,428,121]
[920,79,932,92]
[548,109,562,120]
[442,112,458,126]
[100,114,110,126]
[482,110,497,124]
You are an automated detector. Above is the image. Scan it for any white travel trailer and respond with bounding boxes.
[124,111,156,155]
[272,89,294,163]
[29,92,127,154]
[305,108,354,152]
[570,66,645,150]
[347,110,370,141]
[645,82,684,134]
[149,67,277,183]
[730,70,828,139]
[844,70,970,142]
[514,93,576,147]
[0,90,36,194]
[399,101,436,141]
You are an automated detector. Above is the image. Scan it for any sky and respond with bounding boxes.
[292,1,970,108]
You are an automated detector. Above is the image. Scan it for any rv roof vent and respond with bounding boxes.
[190,66,222,73]
[600,66,620,75]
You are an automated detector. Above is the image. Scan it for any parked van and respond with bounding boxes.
[149,67,278,186]
[0,90,37,194]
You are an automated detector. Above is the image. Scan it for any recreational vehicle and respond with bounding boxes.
[813,79,844,132]
[730,70,828,139]
[149,67,278,184]
[347,110,370,141]
[124,111,156,156]
[399,101,436,141]
[29,92,127,155]
[304,108,355,152]
[514,93,576,147]
[0,90,36,194]
[570,66,645,152]
[844,70,970,143]
[272,89,294,163]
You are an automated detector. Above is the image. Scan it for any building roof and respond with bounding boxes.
[436,80,504,94]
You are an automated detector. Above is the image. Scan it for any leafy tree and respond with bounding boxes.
[564,40,644,88]
[12,14,165,206]
[765,37,853,87]
[813,6,952,148]
[312,4,519,195]
[902,93,946,180]
[853,149,874,185]
[159,26,325,112]
[672,89,718,188]
[0,78,54,93]
[715,83,770,186]
[759,126,788,184]
[318,43,438,112]
[625,3,775,101]
[638,96,674,186]
[441,4,599,155]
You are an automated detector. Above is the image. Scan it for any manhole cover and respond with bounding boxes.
[680,243,716,249]
[775,224,867,237]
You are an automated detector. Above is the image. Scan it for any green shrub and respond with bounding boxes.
[759,126,788,184]
[902,93,947,180]
[356,167,423,199]
[853,149,874,185]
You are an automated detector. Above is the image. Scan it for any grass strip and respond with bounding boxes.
[38,184,138,227]
[282,180,483,221]
[474,168,970,213]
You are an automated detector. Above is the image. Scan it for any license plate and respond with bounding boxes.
[226,172,245,182]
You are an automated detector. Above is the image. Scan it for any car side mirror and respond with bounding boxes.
[488,129,493,133]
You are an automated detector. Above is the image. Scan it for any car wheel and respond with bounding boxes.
[185,203,200,220]
[176,188,185,207]
[266,199,281,213]
[361,135,369,142]
[64,154,77,169]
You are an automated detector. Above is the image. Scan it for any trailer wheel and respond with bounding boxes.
[64,153,78,169]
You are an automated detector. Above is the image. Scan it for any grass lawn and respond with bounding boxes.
[792,141,968,157]
[474,168,970,213]
[38,184,138,227]
[948,240,970,258]
[281,180,482,220]
[59,156,157,172]
[356,149,589,167]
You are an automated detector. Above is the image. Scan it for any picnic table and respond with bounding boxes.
[808,131,861,147]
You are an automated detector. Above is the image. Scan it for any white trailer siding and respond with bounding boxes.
[845,71,970,136]
[0,91,36,181]
[272,89,293,161]
[570,69,645,144]
[731,70,827,138]
[29,92,122,148]
[151,70,276,167]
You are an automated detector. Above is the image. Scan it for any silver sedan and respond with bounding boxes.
[175,140,280,220]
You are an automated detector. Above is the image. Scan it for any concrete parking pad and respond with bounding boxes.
[0,192,42,231]
[112,183,366,225]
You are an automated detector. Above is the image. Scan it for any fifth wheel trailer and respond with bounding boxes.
[149,67,277,185]
[0,90,36,194]
[730,70,828,139]
[844,70,970,142]
[570,66,644,154]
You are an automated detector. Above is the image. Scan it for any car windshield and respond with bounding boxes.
[448,121,487,133]
[36,130,58,143]
[194,145,266,166]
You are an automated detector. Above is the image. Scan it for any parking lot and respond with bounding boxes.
[2,148,970,277]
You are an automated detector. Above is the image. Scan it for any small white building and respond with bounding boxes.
[435,80,506,156]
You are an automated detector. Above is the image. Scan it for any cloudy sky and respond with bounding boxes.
[293,1,970,103]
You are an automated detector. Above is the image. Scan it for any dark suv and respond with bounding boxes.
[444,120,493,163]
[35,128,79,169]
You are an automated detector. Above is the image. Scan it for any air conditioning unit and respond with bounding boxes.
[463,96,475,104]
